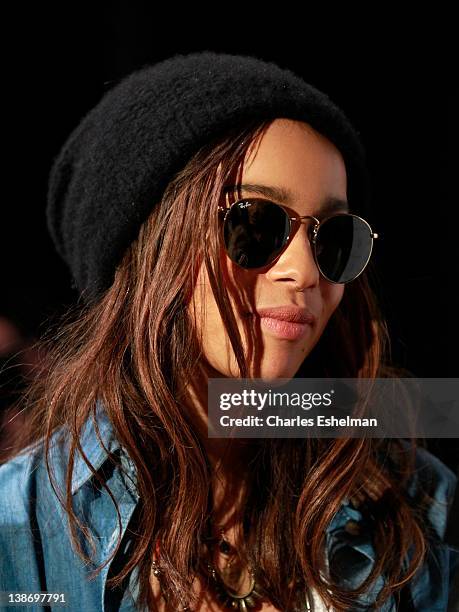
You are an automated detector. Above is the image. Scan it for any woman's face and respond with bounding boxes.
[188,118,348,381]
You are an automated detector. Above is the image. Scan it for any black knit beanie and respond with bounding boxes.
[47,50,372,304]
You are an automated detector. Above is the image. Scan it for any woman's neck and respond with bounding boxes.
[178,364,257,540]
[180,362,258,478]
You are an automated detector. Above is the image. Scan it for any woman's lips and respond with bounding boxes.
[259,316,312,340]
[250,305,316,325]
[244,306,316,340]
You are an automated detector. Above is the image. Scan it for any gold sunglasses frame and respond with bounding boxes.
[217,198,379,284]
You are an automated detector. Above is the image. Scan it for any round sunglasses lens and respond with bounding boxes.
[315,215,373,283]
[223,200,290,268]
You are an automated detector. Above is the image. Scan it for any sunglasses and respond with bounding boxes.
[218,198,379,284]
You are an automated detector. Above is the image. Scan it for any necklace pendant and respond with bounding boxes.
[220,556,247,592]
[210,564,268,610]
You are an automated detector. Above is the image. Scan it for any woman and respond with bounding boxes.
[0,51,457,612]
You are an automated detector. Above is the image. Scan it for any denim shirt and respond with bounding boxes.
[0,400,458,612]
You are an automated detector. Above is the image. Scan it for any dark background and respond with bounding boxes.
[0,7,457,482]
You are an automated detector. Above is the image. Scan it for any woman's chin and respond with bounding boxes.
[208,355,303,382]
[253,364,299,385]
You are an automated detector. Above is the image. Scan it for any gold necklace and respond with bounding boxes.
[151,527,270,610]
[203,527,269,609]
[151,527,325,611]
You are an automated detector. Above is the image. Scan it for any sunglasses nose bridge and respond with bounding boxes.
[297,215,320,222]
[284,215,322,276]
[289,215,320,244]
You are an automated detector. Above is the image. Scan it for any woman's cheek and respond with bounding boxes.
[324,283,345,317]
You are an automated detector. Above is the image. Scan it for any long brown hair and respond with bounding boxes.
[2,117,433,611]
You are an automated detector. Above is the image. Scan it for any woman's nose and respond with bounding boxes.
[268,222,320,288]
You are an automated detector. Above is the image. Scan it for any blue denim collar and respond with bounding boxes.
[69,399,365,525]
